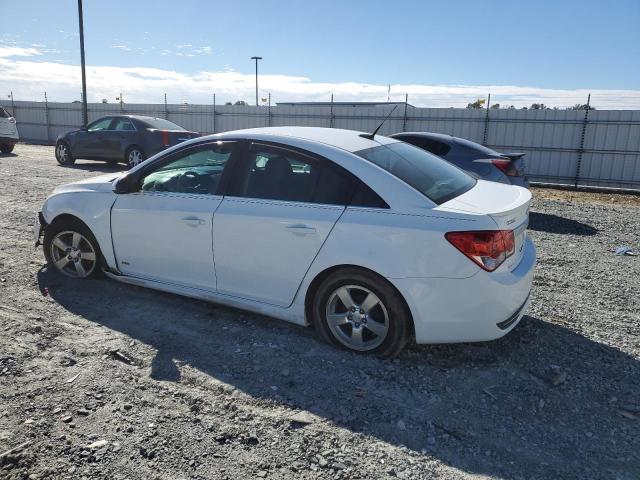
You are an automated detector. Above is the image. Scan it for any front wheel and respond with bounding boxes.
[43,218,102,278]
[126,146,146,168]
[55,142,75,165]
[312,268,411,358]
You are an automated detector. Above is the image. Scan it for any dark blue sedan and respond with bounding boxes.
[55,115,199,168]
[390,132,529,188]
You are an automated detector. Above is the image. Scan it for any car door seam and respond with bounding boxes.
[286,206,348,309]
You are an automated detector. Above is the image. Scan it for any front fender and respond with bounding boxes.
[42,192,118,269]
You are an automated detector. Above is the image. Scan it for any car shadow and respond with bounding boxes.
[529,211,598,236]
[36,268,639,478]
[62,161,128,173]
[0,152,18,158]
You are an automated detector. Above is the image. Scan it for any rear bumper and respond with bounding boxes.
[392,237,536,344]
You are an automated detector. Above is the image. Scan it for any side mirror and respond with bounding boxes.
[114,175,139,194]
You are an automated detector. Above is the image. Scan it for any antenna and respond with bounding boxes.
[360,104,398,140]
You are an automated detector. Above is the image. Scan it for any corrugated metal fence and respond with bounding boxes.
[2,100,639,190]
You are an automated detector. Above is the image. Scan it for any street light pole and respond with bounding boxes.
[250,56,262,106]
[77,0,88,128]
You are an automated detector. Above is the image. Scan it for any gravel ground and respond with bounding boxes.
[1,144,639,480]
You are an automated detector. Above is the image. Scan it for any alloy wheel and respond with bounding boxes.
[56,144,69,162]
[49,230,97,278]
[325,284,389,351]
[128,149,144,167]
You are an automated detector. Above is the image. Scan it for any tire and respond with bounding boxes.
[55,141,75,165]
[125,146,146,168]
[43,217,103,279]
[0,143,14,154]
[312,268,411,358]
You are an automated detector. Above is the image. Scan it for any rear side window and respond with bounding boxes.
[140,118,186,131]
[399,136,451,157]
[355,142,476,205]
[0,107,10,118]
[351,182,389,208]
[112,118,135,131]
[230,145,353,206]
[453,137,501,157]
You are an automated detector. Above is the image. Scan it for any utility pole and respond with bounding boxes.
[250,56,262,106]
[77,0,88,128]
[8,91,15,117]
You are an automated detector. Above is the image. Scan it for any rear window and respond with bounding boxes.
[453,137,501,157]
[354,142,476,205]
[0,107,11,118]
[139,118,186,131]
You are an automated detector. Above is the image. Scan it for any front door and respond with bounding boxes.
[111,141,236,290]
[74,117,114,158]
[212,142,354,307]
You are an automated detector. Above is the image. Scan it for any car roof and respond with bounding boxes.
[213,127,400,153]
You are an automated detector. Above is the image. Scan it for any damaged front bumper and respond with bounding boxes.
[33,212,46,247]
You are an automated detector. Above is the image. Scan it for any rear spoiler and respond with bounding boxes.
[500,152,525,161]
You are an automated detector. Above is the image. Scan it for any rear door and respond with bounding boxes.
[103,117,137,159]
[212,142,354,307]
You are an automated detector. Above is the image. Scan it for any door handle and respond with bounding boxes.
[285,224,317,235]
[182,216,206,227]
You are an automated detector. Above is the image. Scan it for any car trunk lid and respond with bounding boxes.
[147,129,200,148]
[439,180,531,270]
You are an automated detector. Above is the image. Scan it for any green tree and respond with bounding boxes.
[466,99,485,109]
[490,103,501,109]
[234,100,248,106]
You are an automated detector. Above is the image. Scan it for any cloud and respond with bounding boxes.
[0,46,42,58]
[0,57,639,109]
[111,44,132,52]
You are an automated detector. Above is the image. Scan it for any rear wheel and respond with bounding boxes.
[126,146,146,168]
[312,268,411,358]
[55,142,75,165]
[44,218,102,279]
[0,143,14,153]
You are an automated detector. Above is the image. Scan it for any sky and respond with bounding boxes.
[1,0,639,109]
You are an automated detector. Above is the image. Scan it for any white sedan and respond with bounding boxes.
[35,127,535,357]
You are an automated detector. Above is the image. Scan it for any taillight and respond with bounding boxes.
[161,130,169,147]
[491,158,519,177]
[445,230,515,271]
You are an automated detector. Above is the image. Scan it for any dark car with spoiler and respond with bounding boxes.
[55,115,200,168]
[390,132,529,188]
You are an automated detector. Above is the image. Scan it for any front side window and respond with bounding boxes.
[231,145,353,205]
[87,118,113,132]
[140,143,233,195]
[355,141,476,205]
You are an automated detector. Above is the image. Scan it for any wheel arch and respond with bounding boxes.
[303,264,415,338]
[44,213,107,273]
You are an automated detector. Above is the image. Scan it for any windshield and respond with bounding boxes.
[355,141,476,204]
[139,117,186,131]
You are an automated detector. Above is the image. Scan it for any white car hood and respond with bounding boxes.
[51,172,125,195]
